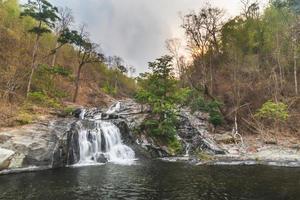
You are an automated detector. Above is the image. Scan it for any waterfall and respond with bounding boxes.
[79,109,86,120]
[75,120,135,166]
[184,143,191,157]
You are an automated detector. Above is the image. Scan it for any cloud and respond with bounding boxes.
[30,0,268,73]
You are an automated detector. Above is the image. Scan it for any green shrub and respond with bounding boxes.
[28,91,47,102]
[102,82,117,96]
[168,139,182,155]
[255,100,289,121]
[49,65,71,77]
[135,56,190,142]
[16,111,34,125]
[27,92,61,109]
[207,101,223,126]
[60,106,76,116]
[188,90,223,126]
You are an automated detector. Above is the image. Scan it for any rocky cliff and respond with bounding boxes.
[0,100,227,173]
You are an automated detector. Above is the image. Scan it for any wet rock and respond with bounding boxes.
[94,153,108,163]
[73,108,83,118]
[66,122,81,165]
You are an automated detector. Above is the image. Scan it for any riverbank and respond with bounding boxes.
[198,133,300,167]
[0,100,299,175]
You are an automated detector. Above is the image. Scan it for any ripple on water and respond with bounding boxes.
[0,161,300,200]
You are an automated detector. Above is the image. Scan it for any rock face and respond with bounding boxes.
[178,109,225,155]
[0,119,75,171]
[0,99,227,172]
[104,99,225,157]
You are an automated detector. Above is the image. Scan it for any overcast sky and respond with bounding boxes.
[21,0,269,73]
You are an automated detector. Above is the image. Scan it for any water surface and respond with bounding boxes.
[1,160,300,200]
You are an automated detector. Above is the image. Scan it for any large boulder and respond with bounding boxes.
[0,118,75,171]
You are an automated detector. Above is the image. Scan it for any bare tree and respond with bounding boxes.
[51,7,74,66]
[181,6,224,93]
[165,38,182,76]
[128,65,136,77]
[241,0,259,19]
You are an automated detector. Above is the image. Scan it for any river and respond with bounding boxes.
[0,160,300,200]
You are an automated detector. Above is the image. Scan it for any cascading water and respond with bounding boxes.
[75,120,135,166]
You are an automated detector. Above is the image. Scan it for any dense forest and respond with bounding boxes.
[0,0,299,146]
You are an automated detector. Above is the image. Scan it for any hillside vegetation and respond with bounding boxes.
[0,0,299,145]
[0,0,136,127]
[135,0,300,146]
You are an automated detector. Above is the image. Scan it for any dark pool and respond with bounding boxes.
[0,160,300,200]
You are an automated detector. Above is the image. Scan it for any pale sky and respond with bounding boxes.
[20,0,269,73]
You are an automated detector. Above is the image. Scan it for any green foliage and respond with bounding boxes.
[102,82,117,96]
[16,111,34,125]
[255,100,289,121]
[187,90,223,126]
[168,139,182,155]
[47,65,71,77]
[61,106,76,116]
[33,64,70,99]
[136,55,189,142]
[28,92,61,108]
[207,101,224,126]
[21,0,59,36]
[58,28,83,45]
[37,64,71,77]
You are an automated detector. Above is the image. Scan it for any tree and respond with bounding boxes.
[135,55,190,142]
[241,0,260,19]
[51,7,73,66]
[181,6,224,94]
[105,55,126,90]
[58,25,104,102]
[165,38,182,75]
[128,65,136,77]
[117,65,128,74]
[21,0,59,97]
[71,26,104,102]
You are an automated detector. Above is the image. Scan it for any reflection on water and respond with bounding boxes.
[0,160,300,200]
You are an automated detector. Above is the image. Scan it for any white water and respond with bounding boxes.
[184,143,191,157]
[76,121,135,166]
[79,109,86,120]
[106,102,121,114]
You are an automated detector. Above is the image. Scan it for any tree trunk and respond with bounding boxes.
[276,32,284,90]
[73,63,83,103]
[294,44,298,96]
[51,41,59,67]
[26,33,40,97]
[209,53,213,95]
